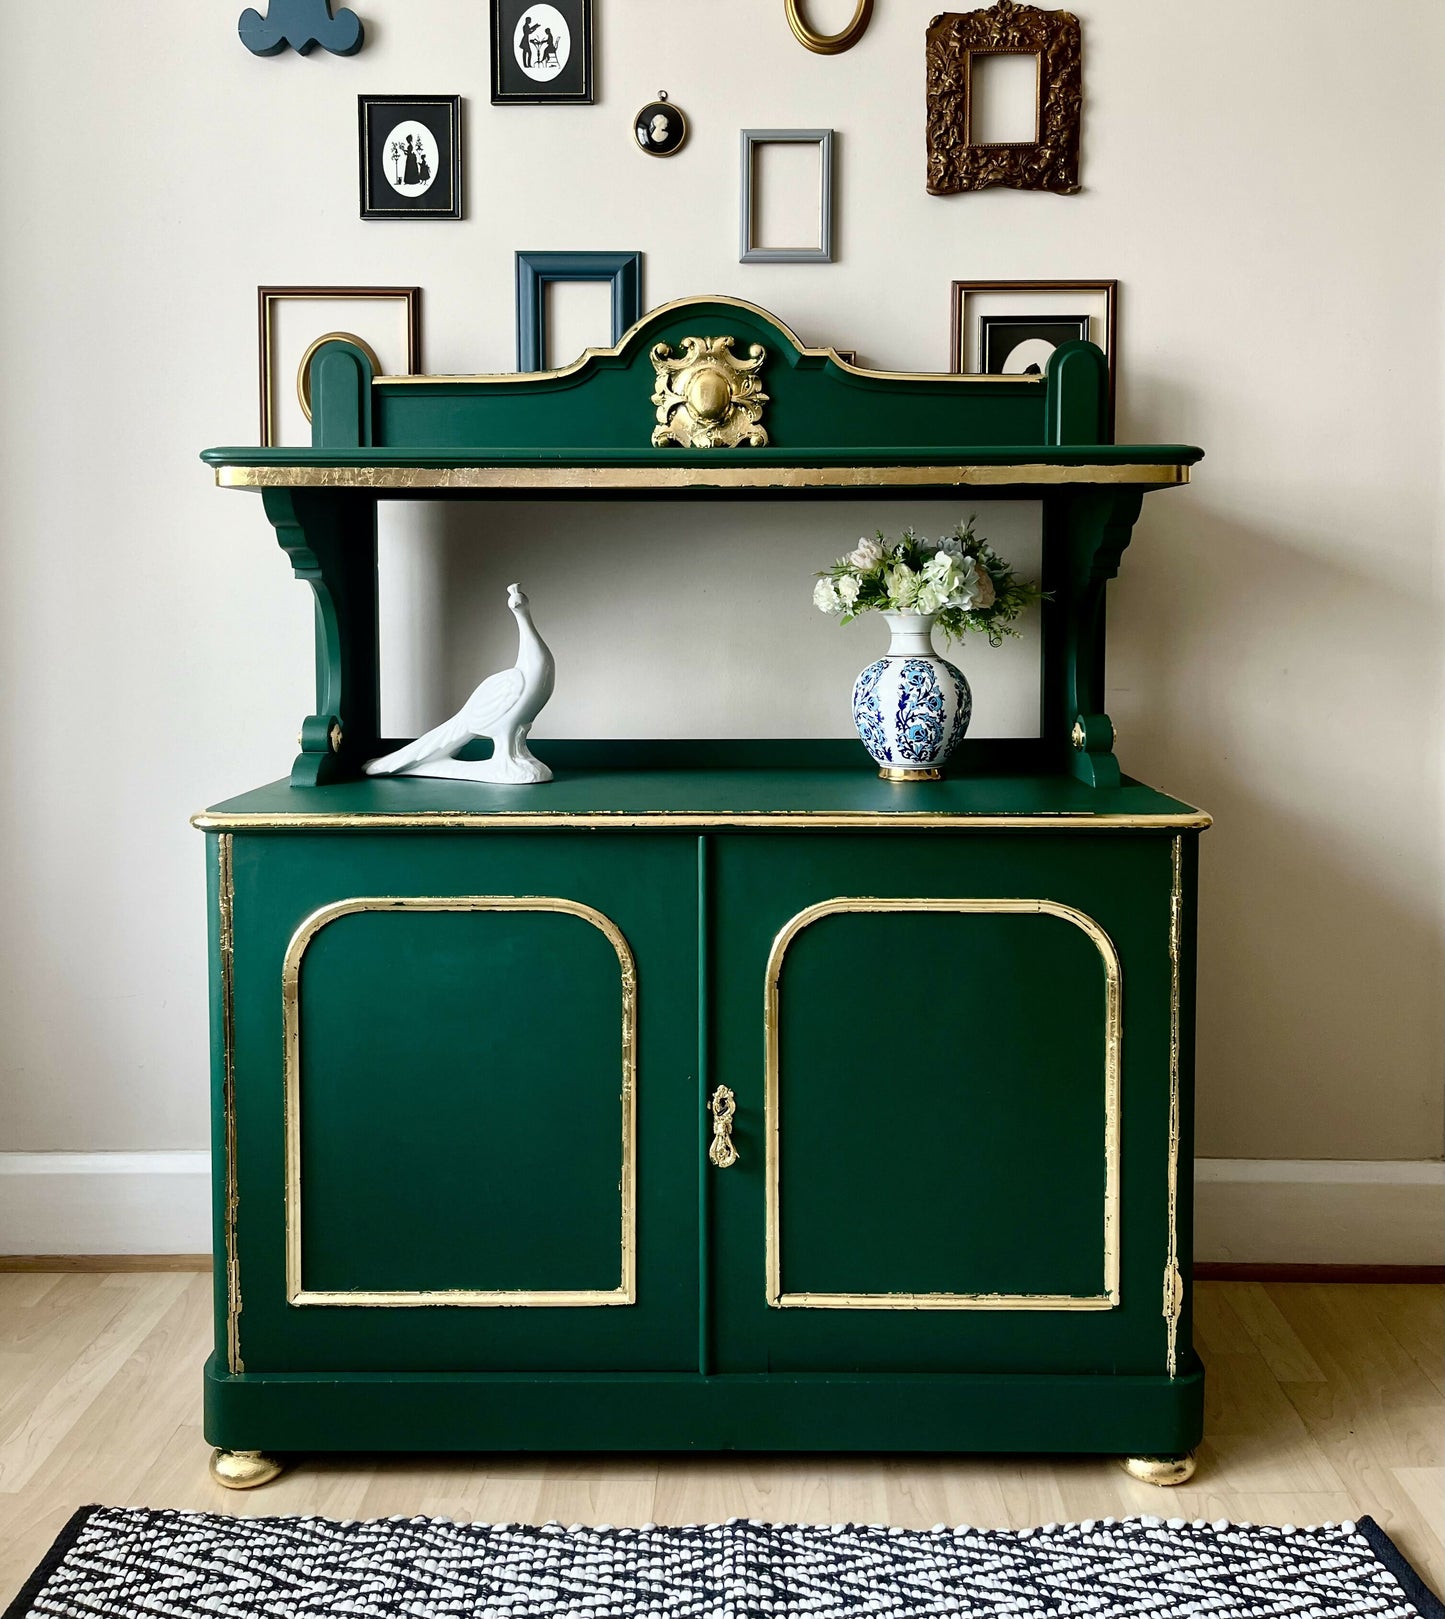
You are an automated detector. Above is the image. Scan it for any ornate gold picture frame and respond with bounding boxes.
[926,0,1082,196]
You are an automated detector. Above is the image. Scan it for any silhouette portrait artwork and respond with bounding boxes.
[634,93,687,157]
[493,0,592,103]
[979,316,1090,378]
[382,123,438,198]
[512,5,570,80]
[359,96,462,219]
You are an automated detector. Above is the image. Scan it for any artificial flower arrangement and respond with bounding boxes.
[813,518,1044,645]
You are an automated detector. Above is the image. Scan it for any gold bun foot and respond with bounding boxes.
[209,1448,285,1490]
[1120,1452,1197,1487]
[878,766,942,782]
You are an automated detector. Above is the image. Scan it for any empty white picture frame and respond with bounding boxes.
[740,129,834,264]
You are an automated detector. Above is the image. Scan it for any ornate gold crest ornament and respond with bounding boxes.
[926,0,1083,196]
[650,336,770,448]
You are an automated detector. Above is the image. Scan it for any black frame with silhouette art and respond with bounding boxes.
[358,95,463,221]
[980,316,1090,377]
[950,278,1118,434]
[492,0,593,105]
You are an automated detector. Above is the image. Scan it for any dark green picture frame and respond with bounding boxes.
[514,251,642,372]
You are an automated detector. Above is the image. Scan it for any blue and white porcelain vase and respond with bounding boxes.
[851,611,971,780]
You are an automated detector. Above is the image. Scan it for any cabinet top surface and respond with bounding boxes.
[195,743,1208,830]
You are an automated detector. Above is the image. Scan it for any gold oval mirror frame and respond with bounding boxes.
[297,331,384,423]
[784,0,874,54]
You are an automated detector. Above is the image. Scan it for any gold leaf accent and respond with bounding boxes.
[651,336,769,449]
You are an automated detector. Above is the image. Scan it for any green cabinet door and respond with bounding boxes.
[706,831,1193,1378]
[221,830,699,1373]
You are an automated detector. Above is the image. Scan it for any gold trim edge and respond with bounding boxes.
[292,1288,632,1308]
[779,1292,1116,1311]
[1164,835,1185,1378]
[764,896,1122,1312]
[281,896,637,1309]
[195,810,1213,832]
[214,463,1190,491]
[218,835,242,1374]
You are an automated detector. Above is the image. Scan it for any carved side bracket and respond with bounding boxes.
[262,489,379,785]
[1041,488,1142,788]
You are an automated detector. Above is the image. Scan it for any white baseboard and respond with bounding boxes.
[1194,1158,1445,1266]
[1,1152,1441,1265]
[0,1152,211,1256]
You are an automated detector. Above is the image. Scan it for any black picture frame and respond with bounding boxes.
[358,95,463,220]
[492,0,593,104]
[979,314,1089,377]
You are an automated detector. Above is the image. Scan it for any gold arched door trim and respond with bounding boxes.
[764,896,1122,1310]
[280,894,637,1308]
[785,0,873,55]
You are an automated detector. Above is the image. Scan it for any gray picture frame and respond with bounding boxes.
[739,129,834,264]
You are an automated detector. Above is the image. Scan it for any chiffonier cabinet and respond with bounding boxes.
[197,297,1207,1489]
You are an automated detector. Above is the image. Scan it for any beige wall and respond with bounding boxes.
[0,1,1440,1163]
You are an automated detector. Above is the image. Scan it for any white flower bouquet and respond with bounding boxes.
[813,519,1044,645]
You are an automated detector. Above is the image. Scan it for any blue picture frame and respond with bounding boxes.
[514,251,643,372]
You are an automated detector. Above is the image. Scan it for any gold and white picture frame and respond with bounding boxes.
[257,286,422,447]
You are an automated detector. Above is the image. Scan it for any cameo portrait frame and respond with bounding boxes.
[635,94,688,157]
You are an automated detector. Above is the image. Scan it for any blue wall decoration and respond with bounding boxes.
[514,252,643,372]
[239,0,364,56]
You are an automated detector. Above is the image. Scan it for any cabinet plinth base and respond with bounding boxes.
[209,1448,286,1490]
[1119,1452,1197,1486]
[204,1354,1203,1460]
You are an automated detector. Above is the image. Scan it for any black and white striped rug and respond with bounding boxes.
[6,1507,1442,1619]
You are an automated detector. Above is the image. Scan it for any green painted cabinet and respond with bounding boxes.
[197,296,1209,1483]
[201,758,1205,1473]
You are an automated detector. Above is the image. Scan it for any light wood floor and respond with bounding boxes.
[0,1274,1439,1604]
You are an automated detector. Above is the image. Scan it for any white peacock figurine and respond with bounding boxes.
[366,583,555,785]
